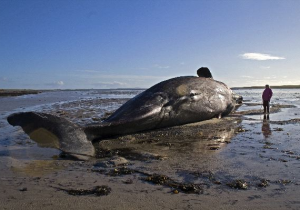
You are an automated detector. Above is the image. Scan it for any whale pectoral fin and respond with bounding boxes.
[84,108,164,141]
[84,105,165,141]
[104,92,167,124]
[7,112,95,159]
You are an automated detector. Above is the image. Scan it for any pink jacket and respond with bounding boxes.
[262,88,273,101]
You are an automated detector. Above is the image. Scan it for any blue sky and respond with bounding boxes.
[1,0,300,89]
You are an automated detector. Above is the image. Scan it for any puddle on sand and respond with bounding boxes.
[238,104,262,112]
[90,117,244,191]
[244,107,300,121]
[11,160,65,177]
[0,144,61,160]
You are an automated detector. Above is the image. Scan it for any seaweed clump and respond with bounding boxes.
[142,174,203,194]
[276,179,292,185]
[227,180,248,190]
[107,167,135,176]
[258,179,269,188]
[61,186,111,196]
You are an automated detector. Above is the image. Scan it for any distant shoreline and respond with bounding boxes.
[232,85,300,90]
[1,85,300,97]
[0,89,42,97]
[0,88,145,97]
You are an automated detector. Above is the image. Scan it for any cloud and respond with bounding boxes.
[77,74,167,81]
[46,81,64,86]
[264,76,277,79]
[240,53,285,61]
[260,66,271,69]
[71,74,170,88]
[227,75,300,88]
[180,62,185,65]
[92,81,128,88]
[241,75,253,78]
[0,77,7,81]
[154,64,170,69]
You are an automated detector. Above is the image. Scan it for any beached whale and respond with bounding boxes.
[7,68,242,159]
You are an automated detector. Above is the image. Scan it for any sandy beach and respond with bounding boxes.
[1,89,300,210]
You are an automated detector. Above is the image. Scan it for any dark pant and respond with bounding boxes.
[263,100,270,113]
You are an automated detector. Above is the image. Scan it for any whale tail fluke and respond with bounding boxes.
[7,112,95,160]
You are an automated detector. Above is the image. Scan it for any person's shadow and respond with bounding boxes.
[262,114,271,138]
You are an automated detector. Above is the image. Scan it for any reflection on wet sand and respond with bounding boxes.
[262,114,272,138]
[95,118,239,162]
[12,160,65,177]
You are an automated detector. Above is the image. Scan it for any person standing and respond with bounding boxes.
[262,84,273,114]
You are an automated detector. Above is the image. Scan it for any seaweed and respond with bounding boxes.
[142,174,203,194]
[59,185,111,196]
[227,180,248,190]
[258,179,269,188]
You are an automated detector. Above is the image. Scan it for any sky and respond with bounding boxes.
[1,0,300,89]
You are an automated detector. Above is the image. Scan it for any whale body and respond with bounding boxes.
[7,70,242,159]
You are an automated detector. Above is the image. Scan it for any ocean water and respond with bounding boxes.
[235,89,300,121]
[0,89,142,157]
[235,88,300,105]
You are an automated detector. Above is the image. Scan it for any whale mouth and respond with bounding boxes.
[233,94,243,104]
[232,94,243,111]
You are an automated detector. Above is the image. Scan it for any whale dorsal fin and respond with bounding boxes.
[197,67,213,78]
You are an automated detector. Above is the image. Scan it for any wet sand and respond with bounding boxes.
[1,90,300,209]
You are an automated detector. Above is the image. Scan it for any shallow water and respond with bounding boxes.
[1,88,299,157]
[0,90,141,158]
[234,89,300,107]
[235,89,300,122]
